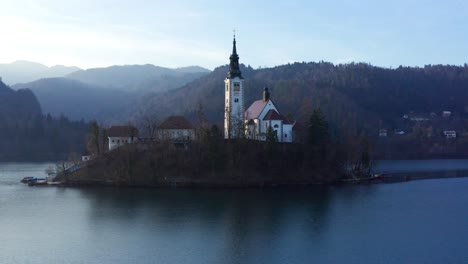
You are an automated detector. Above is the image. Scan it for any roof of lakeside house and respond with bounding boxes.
[107,126,139,137]
[159,116,194,129]
[245,99,268,119]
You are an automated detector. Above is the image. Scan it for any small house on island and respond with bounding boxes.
[107,125,139,151]
[81,150,91,162]
[158,116,195,142]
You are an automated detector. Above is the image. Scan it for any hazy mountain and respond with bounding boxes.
[174,66,211,74]
[66,64,210,92]
[0,60,81,85]
[10,63,210,123]
[13,78,135,122]
[0,79,88,160]
[0,79,42,117]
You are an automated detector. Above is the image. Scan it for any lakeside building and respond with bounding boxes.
[157,115,195,142]
[107,125,139,151]
[224,36,295,142]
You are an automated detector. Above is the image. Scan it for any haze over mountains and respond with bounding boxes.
[0,61,81,85]
[66,64,210,91]
[13,78,134,121]
[4,61,211,121]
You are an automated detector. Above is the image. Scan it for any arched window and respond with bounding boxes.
[274,124,279,128]
[234,98,239,103]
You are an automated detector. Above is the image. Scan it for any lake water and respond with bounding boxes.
[0,162,467,264]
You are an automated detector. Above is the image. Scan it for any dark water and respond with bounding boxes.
[374,159,468,173]
[0,162,467,264]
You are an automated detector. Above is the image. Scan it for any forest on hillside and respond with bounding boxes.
[0,80,88,160]
[139,62,468,139]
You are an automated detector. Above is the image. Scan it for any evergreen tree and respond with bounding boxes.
[308,108,330,148]
[88,121,100,156]
[266,126,278,143]
[204,125,224,170]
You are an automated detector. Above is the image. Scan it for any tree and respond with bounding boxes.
[195,102,207,140]
[230,109,246,139]
[265,125,279,158]
[308,108,330,148]
[266,126,278,143]
[100,128,108,153]
[351,136,372,178]
[87,120,100,156]
[204,125,224,170]
[138,112,159,139]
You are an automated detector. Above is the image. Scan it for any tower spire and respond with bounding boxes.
[232,29,237,55]
[227,32,242,79]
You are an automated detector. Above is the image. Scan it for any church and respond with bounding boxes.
[224,36,295,143]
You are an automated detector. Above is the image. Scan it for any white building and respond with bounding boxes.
[245,87,294,143]
[223,36,295,143]
[443,130,456,138]
[442,111,452,118]
[81,155,91,162]
[379,129,388,137]
[107,125,139,151]
[158,116,195,142]
[224,35,245,139]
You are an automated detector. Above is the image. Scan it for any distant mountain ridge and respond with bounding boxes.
[66,64,210,92]
[13,78,134,122]
[0,60,81,85]
[1,60,211,92]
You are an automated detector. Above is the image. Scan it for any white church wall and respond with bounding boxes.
[282,124,293,143]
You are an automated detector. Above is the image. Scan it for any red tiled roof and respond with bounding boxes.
[159,116,194,129]
[245,99,268,119]
[283,119,294,125]
[108,126,139,137]
[263,109,283,120]
[263,109,294,125]
[292,121,303,130]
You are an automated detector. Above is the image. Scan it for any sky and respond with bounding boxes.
[0,0,467,70]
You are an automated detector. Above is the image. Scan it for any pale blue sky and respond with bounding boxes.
[0,0,467,69]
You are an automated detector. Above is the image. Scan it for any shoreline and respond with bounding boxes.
[57,170,468,189]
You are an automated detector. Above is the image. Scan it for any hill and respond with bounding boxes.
[66,64,210,92]
[0,60,81,85]
[138,62,468,138]
[0,79,42,118]
[0,80,88,160]
[13,78,134,122]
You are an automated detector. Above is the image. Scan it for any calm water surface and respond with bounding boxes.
[0,162,467,264]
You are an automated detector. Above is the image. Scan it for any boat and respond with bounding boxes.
[20,176,36,184]
[28,178,48,186]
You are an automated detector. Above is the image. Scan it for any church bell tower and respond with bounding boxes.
[224,34,245,139]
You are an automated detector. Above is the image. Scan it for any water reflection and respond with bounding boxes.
[77,187,333,263]
[2,162,467,264]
